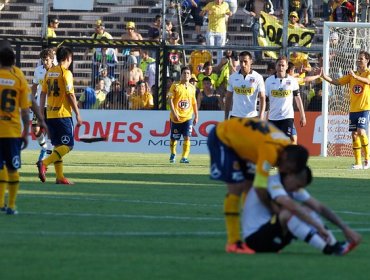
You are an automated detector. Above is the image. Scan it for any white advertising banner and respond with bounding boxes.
[312,115,352,144]
[28,110,224,154]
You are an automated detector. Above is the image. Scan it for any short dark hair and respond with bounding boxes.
[0,40,15,67]
[48,16,59,24]
[283,144,309,173]
[239,51,253,60]
[56,46,73,64]
[203,61,212,68]
[181,66,191,74]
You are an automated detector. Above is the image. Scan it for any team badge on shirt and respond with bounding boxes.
[353,85,363,94]
[178,100,190,109]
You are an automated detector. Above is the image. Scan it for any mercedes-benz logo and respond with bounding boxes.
[61,135,70,144]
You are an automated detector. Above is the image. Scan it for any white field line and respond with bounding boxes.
[21,211,223,221]
[0,229,369,238]
[20,195,370,217]
[21,194,221,207]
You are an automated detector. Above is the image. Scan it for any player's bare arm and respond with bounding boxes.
[303,197,362,244]
[321,69,340,85]
[258,90,266,120]
[294,95,306,127]
[349,70,370,84]
[67,93,82,127]
[30,96,47,131]
[20,108,30,150]
[275,195,330,241]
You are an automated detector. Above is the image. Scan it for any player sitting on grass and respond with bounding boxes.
[242,166,362,255]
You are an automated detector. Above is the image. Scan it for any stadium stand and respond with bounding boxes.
[0,0,326,95]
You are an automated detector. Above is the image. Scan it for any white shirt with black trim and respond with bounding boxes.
[265,74,299,120]
[32,65,47,106]
[227,70,265,118]
[242,173,310,239]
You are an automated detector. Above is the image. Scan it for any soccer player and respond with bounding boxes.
[32,48,55,161]
[242,167,362,255]
[224,51,266,120]
[207,117,308,253]
[168,66,199,163]
[265,56,306,143]
[37,46,83,185]
[322,50,370,169]
[0,40,43,214]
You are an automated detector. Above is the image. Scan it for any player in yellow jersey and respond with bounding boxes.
[207,117,309,253]
[322,50,370,170]
[168,66,199,163]
[37,46,83,184]
[0,40,45,214]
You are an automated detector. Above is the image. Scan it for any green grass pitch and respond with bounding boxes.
[0,151,369,280]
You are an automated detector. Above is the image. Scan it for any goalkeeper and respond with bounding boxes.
[322,50,370,170]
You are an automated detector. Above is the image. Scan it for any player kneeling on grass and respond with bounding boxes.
[207,117,308,254]
[168,66,199,164]
[36,46,82,185]
[242,166,362,255]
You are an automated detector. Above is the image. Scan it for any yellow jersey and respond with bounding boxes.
[42,65,74,119]
[216,117,291,188]
[190,50,213,76]
[47,27,56,38]
[337,69,370,112]
[202,2,230,33]
[130,92,154,110]
[0,66,32,138]
[168,82,197,123]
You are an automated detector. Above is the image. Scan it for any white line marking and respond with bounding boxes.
[22,211,223,221]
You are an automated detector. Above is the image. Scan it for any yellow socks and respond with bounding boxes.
[359,133,369,161]
[170,139,177,155]
[54,160,64,180]
[7,171,19,209]
[353,137,362,165]
[224,193,241,244]
[43,145,70,166]
[0,167,8,208]
[182,139,190,159]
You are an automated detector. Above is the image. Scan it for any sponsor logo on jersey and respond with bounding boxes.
[352,84,363,94]
[12,155,20,169]
[48,72,60,78]
[0,78,15,86]
[234,86,254,95]
[271,90,291,98]
[178,100,190,109]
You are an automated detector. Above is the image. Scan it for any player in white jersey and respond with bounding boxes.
[265,56,306,143]
[242,167,361,255]
[224,51,266,120]
[31,48,55,161]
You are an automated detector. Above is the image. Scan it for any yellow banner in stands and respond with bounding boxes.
[258,11,315,59]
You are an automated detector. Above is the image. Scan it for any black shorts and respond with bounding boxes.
[269,119,294,137]
[245,215,294,253]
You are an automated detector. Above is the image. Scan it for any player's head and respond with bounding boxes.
[358,50,370,67]
[180,66,192,82]
[40,48,54,69]
[56,46,73,65]
[275,56,289,74]
[239,51,253,72]
[282,166,312,192]
[0,40,15,67]
[278,144,309,175]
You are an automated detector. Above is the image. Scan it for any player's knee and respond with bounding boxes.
[278,209,293,225]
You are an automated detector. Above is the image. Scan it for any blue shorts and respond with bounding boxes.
[349,111,369,131]
[0,138,22,170]
[47,117,75,147]
[170,119,193,140]
[207,127,255,183]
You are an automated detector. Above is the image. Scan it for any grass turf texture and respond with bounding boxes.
[0,151,369,279]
